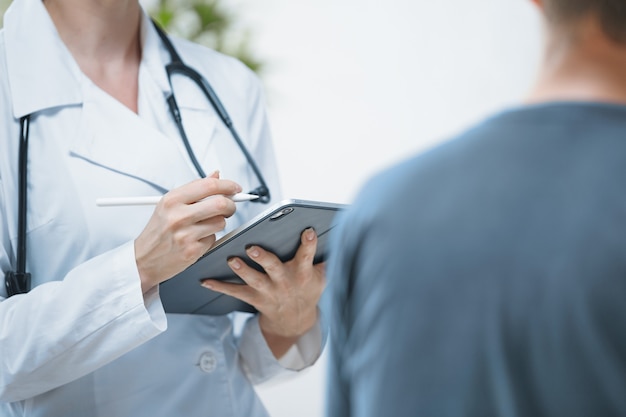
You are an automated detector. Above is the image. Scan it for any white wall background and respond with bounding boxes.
[229,1,544,417]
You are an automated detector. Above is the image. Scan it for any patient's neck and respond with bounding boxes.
[526,16,626,105]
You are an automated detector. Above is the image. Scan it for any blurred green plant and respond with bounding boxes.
[149,0,263,73]
[0,0,10,23]
[0,0,262,73]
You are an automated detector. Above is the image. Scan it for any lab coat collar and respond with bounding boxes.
[4,0,83,118]
[4,0,173,119]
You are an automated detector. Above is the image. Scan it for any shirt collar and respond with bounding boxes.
[5,0,82,118]
[4,0,172,119]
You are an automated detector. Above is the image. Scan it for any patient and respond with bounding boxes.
[325,0,626,416]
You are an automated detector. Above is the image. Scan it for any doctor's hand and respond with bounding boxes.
[135,173,241,293]
[202,228,325,359]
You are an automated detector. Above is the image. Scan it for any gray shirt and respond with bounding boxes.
[326,102,626,417]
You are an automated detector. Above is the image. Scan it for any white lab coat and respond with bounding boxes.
[0,0,324,415]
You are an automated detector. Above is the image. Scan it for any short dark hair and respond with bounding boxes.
[543,0,626,42]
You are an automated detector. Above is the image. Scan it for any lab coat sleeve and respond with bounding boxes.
[238,311,327,385]
[0,230,167,402]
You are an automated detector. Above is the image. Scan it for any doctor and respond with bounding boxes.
[0,0,325,416]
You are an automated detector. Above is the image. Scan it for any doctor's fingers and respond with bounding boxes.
[201,276,260,308]
[158,195,236,228]
[190,195,237,222]
[163,177,242,206]
[244,246,290,284]
[166,222,221,268]
[249,228,319,285]
[229,257,274,291]
[174,216,226,244]
[202,255,274,292]
[202,259,270,307]
[291,228,319,270]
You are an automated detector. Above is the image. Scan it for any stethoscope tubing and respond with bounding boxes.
[154,21,270,202]
[17,115,30,274]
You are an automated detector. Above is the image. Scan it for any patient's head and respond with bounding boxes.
[541,0,626,42]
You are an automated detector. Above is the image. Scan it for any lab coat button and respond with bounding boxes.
[198,351,217,373]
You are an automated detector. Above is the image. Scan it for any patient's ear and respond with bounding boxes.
[529,0,543,8]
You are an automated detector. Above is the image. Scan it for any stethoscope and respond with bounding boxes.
[5,21,270,298]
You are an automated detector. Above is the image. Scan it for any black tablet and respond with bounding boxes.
[159,199,347,315]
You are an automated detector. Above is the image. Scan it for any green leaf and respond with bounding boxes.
[193,2,229,32]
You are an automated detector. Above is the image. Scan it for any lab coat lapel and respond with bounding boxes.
[70,91,198,193]
[4,0,83,118]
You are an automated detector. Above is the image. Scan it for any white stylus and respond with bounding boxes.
[96,193,259,206]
